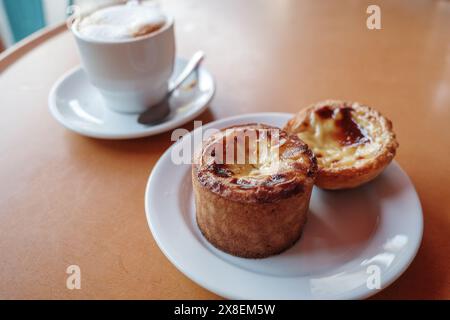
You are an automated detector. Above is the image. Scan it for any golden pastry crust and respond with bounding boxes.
[284,100,399,190]
[192,123,317,258]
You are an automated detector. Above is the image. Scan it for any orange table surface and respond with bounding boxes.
[0,0,449,299]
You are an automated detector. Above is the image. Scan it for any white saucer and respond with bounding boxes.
[49,57,215,139]
[145,112,423,300]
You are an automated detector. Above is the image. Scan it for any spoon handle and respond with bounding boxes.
[168,51,205,93]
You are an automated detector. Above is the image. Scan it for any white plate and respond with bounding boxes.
[49,57,215,139]
[145,112,423,299]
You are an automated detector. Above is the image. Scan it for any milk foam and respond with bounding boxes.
[77,3,166,41]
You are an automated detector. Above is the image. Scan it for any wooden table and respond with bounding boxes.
[0,0,449,299]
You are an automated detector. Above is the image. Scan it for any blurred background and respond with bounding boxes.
[0,0,122,51]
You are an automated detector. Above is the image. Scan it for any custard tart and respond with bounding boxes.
[192,124,317,258]
[284,100,398,190]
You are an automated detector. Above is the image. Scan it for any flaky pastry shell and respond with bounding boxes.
[284,100,398,190]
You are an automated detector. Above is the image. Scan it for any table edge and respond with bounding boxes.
[0,23,67,73]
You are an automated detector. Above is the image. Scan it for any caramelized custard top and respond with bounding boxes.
[287,102,395,169]
[315,105,369,146]
[193,124,317,203]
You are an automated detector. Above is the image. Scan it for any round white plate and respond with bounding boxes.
[49,57,215,139]
[145,112,423,299]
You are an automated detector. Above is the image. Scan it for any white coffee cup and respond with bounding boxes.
[71,7,175,113]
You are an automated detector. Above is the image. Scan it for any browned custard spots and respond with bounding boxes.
[230,174,288,189]
[266,173,287,185]
[235,178,257,189]
[315,105,334,119]
[204,127,308,189]
[211,164,233,178]
[315,105,369,146]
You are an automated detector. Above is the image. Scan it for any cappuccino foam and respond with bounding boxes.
[77,3,166,41]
